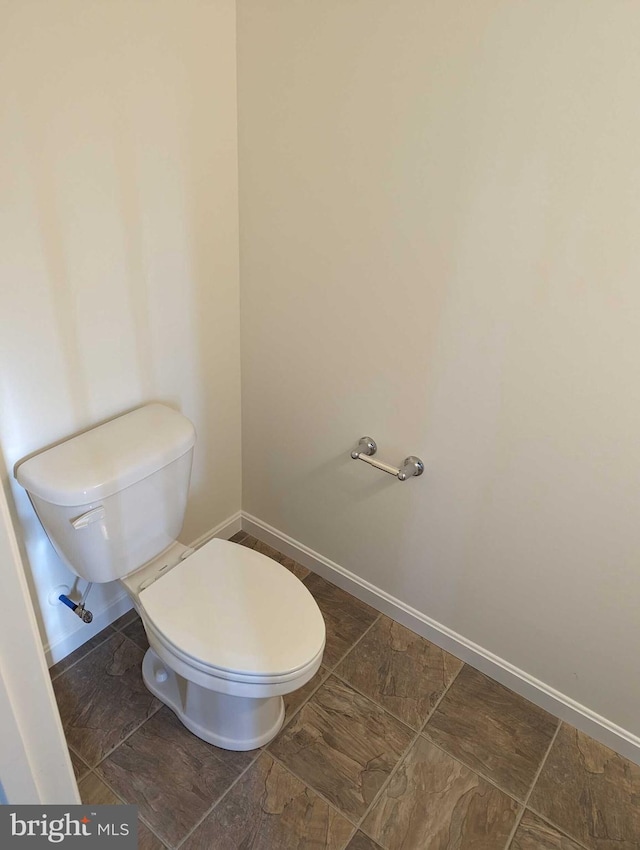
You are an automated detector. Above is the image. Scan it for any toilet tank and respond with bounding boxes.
[15,404,196,583]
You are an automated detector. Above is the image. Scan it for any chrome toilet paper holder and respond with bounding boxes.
[350,437,423,481]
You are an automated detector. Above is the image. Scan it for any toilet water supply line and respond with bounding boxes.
[59,582,94,623]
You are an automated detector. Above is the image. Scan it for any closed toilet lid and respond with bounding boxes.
[139,539,326,679]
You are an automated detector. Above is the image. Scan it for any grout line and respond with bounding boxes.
[136,814,171,850]
[324,613,383,674]
[265,638,454,834]
[89,701,164,771]
[329,668,410,728]
[522,718,562,805]
[137,813,171,850]
[522,721,593,850]
[524,805,592,850]
[261,555,502,839]
[416,662,534,805]
[341,825,359,850]
[119,630,149,653]
[110,609,139,631]
[267,751,360,827]
[81,769,127,805]
[118,624,150,654]
[416,665,560,809]
[330,666,436,734]
[418,663,464,733]
[49,627,118,682]
[81,769,171,849]
[83,768,127,804]
[354,662,465,838]
[415,667,568,810]
[417,731,523,806]
[272,668,332,734]
[269,535,527,839]
[356,727,423,836]
[59,638,162,773]
[502,719,563,850]
[67,742,90,771]
[174,750,263,849]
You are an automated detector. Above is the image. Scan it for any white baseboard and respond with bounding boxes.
[45,511,242,668]
[188,510,242,551]
[242,512,640,766]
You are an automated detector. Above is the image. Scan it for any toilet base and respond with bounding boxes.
[142,649,285,750]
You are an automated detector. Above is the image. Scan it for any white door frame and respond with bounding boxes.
[0,484,79,804]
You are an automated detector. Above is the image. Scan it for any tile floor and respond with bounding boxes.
[50,532,640,850]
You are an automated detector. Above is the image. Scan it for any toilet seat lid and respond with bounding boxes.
[139,539,326,679]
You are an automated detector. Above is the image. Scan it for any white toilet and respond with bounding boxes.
[15,403,326,750]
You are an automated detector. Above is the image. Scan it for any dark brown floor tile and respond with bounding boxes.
[511,811,586,850]
[362,736,520,850]
[424,665,558,799]
[237,533,258,548]
[281,665,330,727]
[236,534,278,560]
[229,531,248,544]
[49,625,115,679]
[529,724,640,850]
[181,752,353,850]
[138,822,167,850]
[111,609,140,631]
[269,675,413,822]
[96,706,256,848]
[346,832,384,850]
[252,539,281,559]
[78,782,165,850]
[303,574,379,667]
[69,748,90,781]
[53,633,161,766]
[280,555,310,581]
[336,616,463,730]
[122,617,150,652]
[79,772,122,804]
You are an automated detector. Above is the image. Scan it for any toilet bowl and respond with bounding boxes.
[15,403,326,750]
[125,538,325,749]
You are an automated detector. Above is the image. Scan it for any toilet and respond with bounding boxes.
[15,403,326,750]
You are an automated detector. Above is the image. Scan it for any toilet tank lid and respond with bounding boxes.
[15,404,196,507]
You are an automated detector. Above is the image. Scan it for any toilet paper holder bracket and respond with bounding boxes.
[350,437,423,481]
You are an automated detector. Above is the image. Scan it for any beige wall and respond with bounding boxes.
[238,1,640,737]
[0,1,241,653]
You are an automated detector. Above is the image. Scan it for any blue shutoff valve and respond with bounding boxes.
[59,594,93,623]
